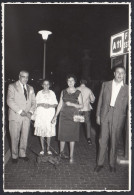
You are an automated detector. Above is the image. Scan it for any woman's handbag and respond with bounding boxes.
[73,110,85,123]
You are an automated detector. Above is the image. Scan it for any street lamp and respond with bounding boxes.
[38,30,52,79]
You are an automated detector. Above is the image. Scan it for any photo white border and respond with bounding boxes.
[2,1,132,192]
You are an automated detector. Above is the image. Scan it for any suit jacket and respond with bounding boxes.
[7,80,36,121]
[96,81,128,129]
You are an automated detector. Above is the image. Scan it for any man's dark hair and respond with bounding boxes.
[19,70,29,76]
[113,65,126,73]
[80,79,87,85]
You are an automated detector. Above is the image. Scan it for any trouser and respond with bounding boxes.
[97,107,122,167]
[9,117,30,159]
[80,111,91,138]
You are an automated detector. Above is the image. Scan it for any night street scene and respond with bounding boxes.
[3,3,131,191]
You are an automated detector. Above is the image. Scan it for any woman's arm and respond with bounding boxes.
[51,91,63,123]
[96,82,104,125]
[54,91,63,116]
[89,90,95,103]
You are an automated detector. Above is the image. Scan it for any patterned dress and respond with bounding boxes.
[34,90,58,137]
[58,89,81,141]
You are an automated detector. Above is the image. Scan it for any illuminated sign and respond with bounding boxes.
[110,30,129,57]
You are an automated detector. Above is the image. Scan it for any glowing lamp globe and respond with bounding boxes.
[38,30,52,40]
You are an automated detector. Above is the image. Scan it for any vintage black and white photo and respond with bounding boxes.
[2,2,131,192]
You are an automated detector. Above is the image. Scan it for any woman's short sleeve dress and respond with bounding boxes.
[34,90,58,137]
[58,89,81,142]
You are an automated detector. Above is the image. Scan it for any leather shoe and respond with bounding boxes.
[94,165,103,172]
[60,151,69,159]
[69,157,74,164]
[19,157,29,161]
[109,166,116,173]
[12,158,18,164]
[87,138,92,145]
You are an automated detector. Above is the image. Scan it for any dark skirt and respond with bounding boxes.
[58,105,80,142]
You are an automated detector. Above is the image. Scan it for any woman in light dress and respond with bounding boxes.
[34,79,58,155]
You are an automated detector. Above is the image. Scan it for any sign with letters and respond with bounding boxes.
[110,30,129,57]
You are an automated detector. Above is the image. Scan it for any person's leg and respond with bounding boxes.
[85,111,91,139]
[69,141,75,162]
[9,120,22,159]
[94,121,109,172]
[60,141,69,159]
[19,117,30,157]
[85,111,92,145]
[60,141,65,153]
[40,137,45,151]
[97,122,109,166]
[47,137,52,154]
[109,126,118,170]
[38,137,45,155]
[109,118,125,169]
[108,107,117,169]
[86,122,91,138]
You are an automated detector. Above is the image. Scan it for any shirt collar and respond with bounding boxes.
[19,80,27,89]
[113,79,124,87]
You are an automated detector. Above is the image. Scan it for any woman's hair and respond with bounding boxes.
[66,74,77,83]
[42,79,52,87]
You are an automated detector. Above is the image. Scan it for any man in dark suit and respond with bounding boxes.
[7,70,36,163]
[94,65,128,172]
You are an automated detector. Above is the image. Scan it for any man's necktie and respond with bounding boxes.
[23,85,27,100]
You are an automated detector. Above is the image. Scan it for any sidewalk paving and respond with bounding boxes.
[4,125,129,191]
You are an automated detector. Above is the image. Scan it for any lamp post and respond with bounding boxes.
[38,30,52,79]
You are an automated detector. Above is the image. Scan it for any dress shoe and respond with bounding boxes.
[39,151,44,155]
[69,157,74,164]
[60,151,69,159]
[19,157,29,161]
[47,150,52,155]
[94,165,103,172]
[109,166,116,173]
[12,158,18,164]
[87,138,92,145]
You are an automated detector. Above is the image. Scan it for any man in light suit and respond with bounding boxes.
[7,70,36,163]
[94,65,128,172]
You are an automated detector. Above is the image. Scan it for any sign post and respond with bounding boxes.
[110,29,129,58]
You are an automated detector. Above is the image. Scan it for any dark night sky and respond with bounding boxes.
[4,3,129,82]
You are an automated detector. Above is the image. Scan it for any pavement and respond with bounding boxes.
[4,123,129,191]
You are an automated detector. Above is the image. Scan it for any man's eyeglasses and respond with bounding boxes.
[20,75,29,79]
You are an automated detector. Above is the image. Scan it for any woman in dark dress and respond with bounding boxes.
[52,74,83,163]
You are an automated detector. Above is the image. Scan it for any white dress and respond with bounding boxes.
[34,90,58,137]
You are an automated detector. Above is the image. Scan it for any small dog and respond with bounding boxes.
[29,147,61,169]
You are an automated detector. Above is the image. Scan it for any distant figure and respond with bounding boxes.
[95,65,128,173]
[77,79,95,145]
[34,79,58,155]
[52,74,83,163]
[7,70,36,163]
